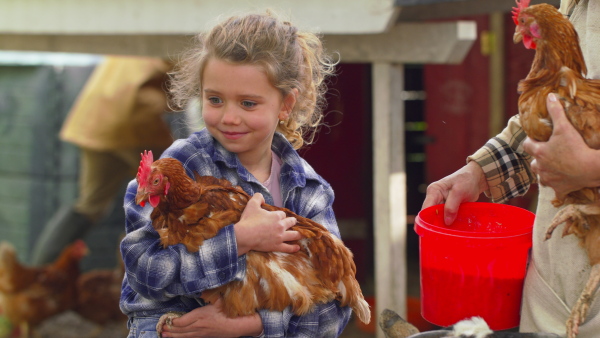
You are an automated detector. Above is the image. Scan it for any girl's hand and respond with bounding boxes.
[422,160,488,225]
[235,193,301,255]
[523,93,600,200]
[159,298,263,337]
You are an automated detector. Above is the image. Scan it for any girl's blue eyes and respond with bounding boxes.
[208,97,222,104]
[207,97,256,108]
[241,101,256,108]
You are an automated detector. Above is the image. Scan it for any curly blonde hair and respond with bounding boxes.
[169,11,337,149]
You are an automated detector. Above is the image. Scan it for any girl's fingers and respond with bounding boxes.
[275,210,287,220]
[283,230,301,241]
[282,216,297,228]
[279,243,301,253]
[251,193,265,205]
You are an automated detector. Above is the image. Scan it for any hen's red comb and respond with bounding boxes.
[512,0,530,25]
[137,150,154,188]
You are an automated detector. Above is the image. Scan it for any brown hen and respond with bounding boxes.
[134,150,370,333]
[75,245,127,332]
[0,240,88,337]
[513,1,600,336]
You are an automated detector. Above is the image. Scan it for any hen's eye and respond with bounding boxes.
[520,18,525,24]
[153,178,160,185]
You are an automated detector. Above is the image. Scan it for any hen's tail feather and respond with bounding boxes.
[0,242,16,269]
[342,275,371,324]
[0,242,18,293]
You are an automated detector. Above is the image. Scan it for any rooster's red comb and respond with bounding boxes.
[137,150,154,187]
[512,0,530,25]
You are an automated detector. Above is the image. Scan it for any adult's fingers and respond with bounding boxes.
[443,190,463,225]
[422,188,444,209]
[546,93,568,128]
[529,158,541,177]
[523,136,539,157]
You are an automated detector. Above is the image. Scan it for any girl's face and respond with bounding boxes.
[201,58,294,164]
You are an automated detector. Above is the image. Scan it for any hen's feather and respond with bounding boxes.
[75,243,127,327]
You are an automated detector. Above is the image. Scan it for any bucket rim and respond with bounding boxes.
[414,215,533,240]
[415,202,534,239]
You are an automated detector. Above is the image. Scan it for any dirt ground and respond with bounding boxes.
[35,311,128,338]
[35,311,374,338]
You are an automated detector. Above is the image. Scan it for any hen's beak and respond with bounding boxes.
[513,29,523,44]
[135,189,148,206]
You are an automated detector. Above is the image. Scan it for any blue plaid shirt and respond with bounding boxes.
[119,129,352,337]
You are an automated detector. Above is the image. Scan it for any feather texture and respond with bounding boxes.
[0,241,88,334]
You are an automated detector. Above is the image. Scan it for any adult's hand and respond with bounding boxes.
[523,93,600,200]
[422,161,488,225]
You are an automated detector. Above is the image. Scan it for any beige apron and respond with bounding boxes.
[519,1,600,335]
[520,186,600,336]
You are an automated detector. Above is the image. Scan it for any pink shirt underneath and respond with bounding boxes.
[262,152,283,207]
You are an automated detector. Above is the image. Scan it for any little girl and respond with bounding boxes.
[120,11,353,337]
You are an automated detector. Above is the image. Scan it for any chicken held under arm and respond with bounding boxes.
[134,150,370,333]
[512,1,600,336]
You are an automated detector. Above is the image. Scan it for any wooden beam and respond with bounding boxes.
[373,62,407,337]
[0,21,476,64]
[0,34,192,59]
[397,0,560,22]
[325,21,476,64]
[488,12,505,137]
[0,0,398,35]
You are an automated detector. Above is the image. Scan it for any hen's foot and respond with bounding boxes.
[156,312,186,338]
[545,204,592,240]
[566,264,600,338]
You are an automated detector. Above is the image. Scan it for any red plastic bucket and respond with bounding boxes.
[414,202,534,330]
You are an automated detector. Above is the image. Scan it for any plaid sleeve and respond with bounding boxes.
[257,301,352,337]
[468,115,537,203]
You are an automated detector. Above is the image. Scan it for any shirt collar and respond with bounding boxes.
[203,129,320,189]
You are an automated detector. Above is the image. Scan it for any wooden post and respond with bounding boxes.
[373,62,407,337]
[488,12,505,137]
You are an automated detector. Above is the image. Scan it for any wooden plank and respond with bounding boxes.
[0,21,477,64]
[325,21,476,64]
[397,0,560,22]
[488,12,505,137]
[0,0,397,35]
[373,62,407,337]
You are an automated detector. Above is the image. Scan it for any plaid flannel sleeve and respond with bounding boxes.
[257,300,352,338]
[468,115,537,203]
